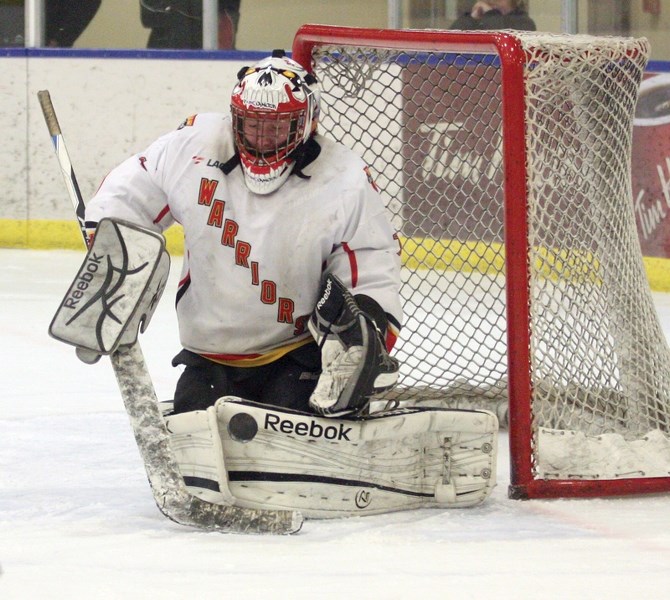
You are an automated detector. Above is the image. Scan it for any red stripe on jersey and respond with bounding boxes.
[176,270,191,306]
[153,205,170,224]
[341,242,358,287]
[385,328,398,352]
[178,272,190,287]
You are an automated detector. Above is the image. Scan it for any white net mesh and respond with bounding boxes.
[306,30,670,487]
[315,46,508,403]
[521,35,670,439]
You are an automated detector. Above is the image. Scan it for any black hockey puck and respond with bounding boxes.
[227,412,258,442]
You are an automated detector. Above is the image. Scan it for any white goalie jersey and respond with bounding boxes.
[85,113,402,365]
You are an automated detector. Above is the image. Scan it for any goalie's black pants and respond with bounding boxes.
[171,343,321,414]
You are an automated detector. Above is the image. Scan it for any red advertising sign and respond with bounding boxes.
[632,73,670,257]
[402,61,504,242]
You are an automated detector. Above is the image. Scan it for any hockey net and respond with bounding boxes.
[292,25,670,499]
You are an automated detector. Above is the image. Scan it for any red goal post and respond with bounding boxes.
[292,24,670,500]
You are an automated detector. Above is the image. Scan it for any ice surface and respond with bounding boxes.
[1,249,669,599]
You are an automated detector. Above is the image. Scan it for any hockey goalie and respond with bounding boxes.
[48,51,498,532]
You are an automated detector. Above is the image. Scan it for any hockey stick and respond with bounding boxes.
[37,90,303,534]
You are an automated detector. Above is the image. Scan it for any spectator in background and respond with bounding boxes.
[450,0,536,31]
[141,0,241,49]
[45,0,102,47]
[0,0,25,47]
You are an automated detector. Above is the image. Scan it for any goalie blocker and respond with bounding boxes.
[165,397,499,517]
[49,218,170,362]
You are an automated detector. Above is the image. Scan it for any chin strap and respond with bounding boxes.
[218,152,241,175]
[290,135,322,180]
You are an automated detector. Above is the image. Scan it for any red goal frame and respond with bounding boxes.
[292,24,670,500]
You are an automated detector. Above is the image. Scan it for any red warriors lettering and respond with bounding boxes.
[221,219,238,247]
[261,281,277,304]
[198,178,218,206]
[235,241,251,267]
[207,199,225,227]
[277,298,294,324]
[197,182,297,328]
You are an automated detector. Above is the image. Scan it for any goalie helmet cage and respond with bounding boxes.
[292,24,670,500]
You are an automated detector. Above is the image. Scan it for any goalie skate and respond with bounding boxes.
[165,398,498,518]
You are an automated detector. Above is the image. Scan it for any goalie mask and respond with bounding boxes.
[231,50,320,195]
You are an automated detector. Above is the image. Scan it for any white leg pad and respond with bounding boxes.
[165,398,498,518]
[165,408,235,505]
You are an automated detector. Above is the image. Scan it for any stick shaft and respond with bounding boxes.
[37,89,90,246]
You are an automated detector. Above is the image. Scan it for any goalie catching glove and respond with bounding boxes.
[308,273,399,416]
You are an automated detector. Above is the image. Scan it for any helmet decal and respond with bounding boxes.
[230,50,320,195]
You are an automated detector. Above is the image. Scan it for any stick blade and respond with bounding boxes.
[159,495,304,535]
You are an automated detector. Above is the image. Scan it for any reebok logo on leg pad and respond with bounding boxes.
[264,412,353,441]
